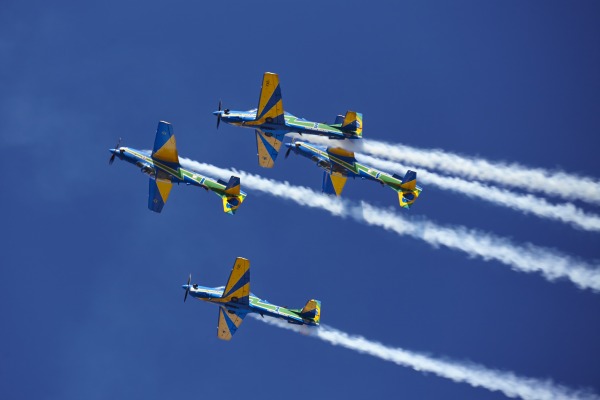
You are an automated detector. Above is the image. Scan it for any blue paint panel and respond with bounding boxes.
[402,170,417,185]
[257,85,285,124]
[152,121,174,155]
[322,172,337,195]
[257,132,285,162]
[148,179,165,213]
[224,269,250,304]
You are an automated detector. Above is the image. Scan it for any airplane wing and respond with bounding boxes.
[222,257,250,305]
[322,171,347,196]
[255,129,285,168]
[148,170,173,213]
[256,72,285,125]
[152,121,180,167]
[217,306,246,341]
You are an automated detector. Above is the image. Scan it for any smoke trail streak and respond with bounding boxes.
[355,154,600,232]
[288,134,600,206]
[252,315,598,400]
[179,158,600,291]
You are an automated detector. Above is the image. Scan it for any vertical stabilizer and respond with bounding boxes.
[299,299,321,325]
[341,111,363,138]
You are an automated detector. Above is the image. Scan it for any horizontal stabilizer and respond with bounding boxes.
[221,191,246,215]
[216,176,246,214]
[398,170,422,209]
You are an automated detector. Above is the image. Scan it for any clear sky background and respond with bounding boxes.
[1,1,599,399]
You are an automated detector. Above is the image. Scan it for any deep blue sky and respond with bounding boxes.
[1,1,599,399]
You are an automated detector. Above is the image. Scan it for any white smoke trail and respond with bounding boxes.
[287,134,600,206]
[253,315,598,400]
[355,154,600,232]
[179,158,600,292]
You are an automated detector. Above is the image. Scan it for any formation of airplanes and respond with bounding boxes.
[109,72,422,339]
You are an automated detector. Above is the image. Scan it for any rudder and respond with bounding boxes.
[299,299,321,325]
[341,111,363,138]
[398,170,422,209]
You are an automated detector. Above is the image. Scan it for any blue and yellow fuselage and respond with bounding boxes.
[111,146,218,188]
[286,141,400,187]
[110,146,246,213]
[285,141,422,208]
[183,284,319,326]
[215,110,362,140]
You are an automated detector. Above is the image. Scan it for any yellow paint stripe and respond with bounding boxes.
[156,179,172,202]
[153,136,179,164]
[329,173,347,196]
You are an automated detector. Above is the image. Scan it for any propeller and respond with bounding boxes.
[108,138,122,165]
[184,274,191,302]
[216,99,222,129]
[284,139,297,159]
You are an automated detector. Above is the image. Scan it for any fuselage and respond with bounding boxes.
[214,109,360,140]
[183,284,317,326]
[109,147,233,193]
[286,141,406,190]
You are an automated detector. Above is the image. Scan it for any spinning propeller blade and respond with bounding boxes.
[216,99,222,129]
[285,139,297,159]
[109,138,122,165]
[184,274,191,302]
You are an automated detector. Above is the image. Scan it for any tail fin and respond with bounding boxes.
[398,170,422,209]
[219,176,247,215]
[254,72,285,125]
[340,111,363,138]
[299,299,321,325]
[224,176,241,196]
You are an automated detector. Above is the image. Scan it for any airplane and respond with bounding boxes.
[284,140,422,209]
[213,72,363,168]
[109,121,246,214]
[182,257,321,341]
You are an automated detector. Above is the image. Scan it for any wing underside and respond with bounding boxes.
[217,307,246,341]
[322,171,347,196]
[255,129,285,168]
[255,72,285,125]
[152,121,179,166]
[222,257,250,305]
[148,170,173,213]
